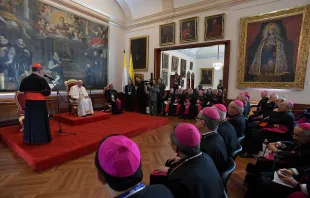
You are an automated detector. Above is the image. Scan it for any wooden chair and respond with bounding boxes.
[15,91,26,132]
[64,79,79,116]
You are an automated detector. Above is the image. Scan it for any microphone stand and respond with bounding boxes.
[49,78,76,135]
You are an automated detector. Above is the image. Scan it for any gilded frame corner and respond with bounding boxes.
[179,16,199,44]
[129,35,149,72]
[200,68,214,86]
[159,22,176,46]
[236,4,310,90]
[204,13,225,40]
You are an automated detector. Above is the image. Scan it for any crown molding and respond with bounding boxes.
[125,0,256,29]
[42,0,125,28]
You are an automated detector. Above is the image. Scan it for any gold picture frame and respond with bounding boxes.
[130,35,149,72]
[134,73,144,85]
[237,5,310,89]
[162,52,169,71]
[159,22,175,46]
[200,68,214,86]
[180,17,198,43]
[205,14,225,40]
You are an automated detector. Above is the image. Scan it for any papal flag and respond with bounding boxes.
[129,54,135,85]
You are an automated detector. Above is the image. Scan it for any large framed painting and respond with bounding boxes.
[200,68,214,86]
[180,59,186,78]
[180,17,198,43]
[205,14,224,40]
[130,35,149,72]
[162,53,169,70]
[0,1,109,92]
[162,71,168,85]
[160,22,175,46]
[237,5,310,89]
[171,56,179,72]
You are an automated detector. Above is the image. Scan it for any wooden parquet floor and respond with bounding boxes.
[0,117,255,198]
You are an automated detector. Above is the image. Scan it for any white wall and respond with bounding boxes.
[195,56,224,89]
[125,0,310,104]
[160,50,196,89]
[108,24,126,90]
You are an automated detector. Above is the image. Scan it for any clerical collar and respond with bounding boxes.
[169,152,202,175]
[218,120,225,125]
[115,183,145,198]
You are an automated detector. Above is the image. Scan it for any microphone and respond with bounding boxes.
[44,74,55,81]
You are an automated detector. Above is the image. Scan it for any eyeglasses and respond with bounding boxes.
[195,116,204,121]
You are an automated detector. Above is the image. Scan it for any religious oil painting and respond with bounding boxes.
[130,35,149,72]
[190,62,193,70]
[0,0,109,91]
[180,59,186,78]
[162,52,169,70]
[171,56,179,72]
[134,73,144,85]
[205,14,224,40]
[159,22,175,46]
[162,71,168,86]
[200,68,214,86]
[180,17,198,43]
[237,5,310,89]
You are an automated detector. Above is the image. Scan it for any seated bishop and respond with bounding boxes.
[69,80,94,117]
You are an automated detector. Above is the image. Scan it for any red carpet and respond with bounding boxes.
[0,112,168,172]
[53,111,110,126]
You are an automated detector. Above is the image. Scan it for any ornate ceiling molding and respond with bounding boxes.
[42,0,125,28]
[125,0,257,29]
[116,0,132,21]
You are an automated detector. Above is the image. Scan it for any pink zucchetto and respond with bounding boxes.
[234,100,244,107]
[175,123,201,147]
[239,93,245,97]
[298,123,310,131]
[214,104,227,113]
[289,101,294,107]
[203,107,220,120]
[97,135,140,177]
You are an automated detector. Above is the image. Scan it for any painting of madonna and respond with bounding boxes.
[245,15,303,83]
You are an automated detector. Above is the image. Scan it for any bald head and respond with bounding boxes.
[278,101,293,112]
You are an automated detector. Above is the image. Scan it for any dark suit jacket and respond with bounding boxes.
[158,83,166,99]
[268,111,295,135]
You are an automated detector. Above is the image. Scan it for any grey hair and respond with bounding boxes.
[230,101,244,114]
[171,124,200,156]
[215,108,226,120]
[200,113,219,131]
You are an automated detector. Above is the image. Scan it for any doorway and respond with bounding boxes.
[154,40,230,104]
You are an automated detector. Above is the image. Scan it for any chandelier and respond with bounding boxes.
[213,45,223,70]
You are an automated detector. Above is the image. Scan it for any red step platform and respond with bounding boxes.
[0,112,168,172]
[53,111,110,126]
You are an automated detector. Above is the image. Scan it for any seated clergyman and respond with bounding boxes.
[69,80,94,117]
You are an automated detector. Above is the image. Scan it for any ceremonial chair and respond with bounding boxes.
[232,144,243,160]
[64,79,79,116]
[221,157,236,192]
[15,91,26,132]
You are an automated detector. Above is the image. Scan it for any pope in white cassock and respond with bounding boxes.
[69,80,94,117]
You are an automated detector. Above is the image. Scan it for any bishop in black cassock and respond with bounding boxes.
[227,100,246,137]
[153,123,224,198]
[19,63,51,144]
[196,107,228,174]
[213,104,239,156]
